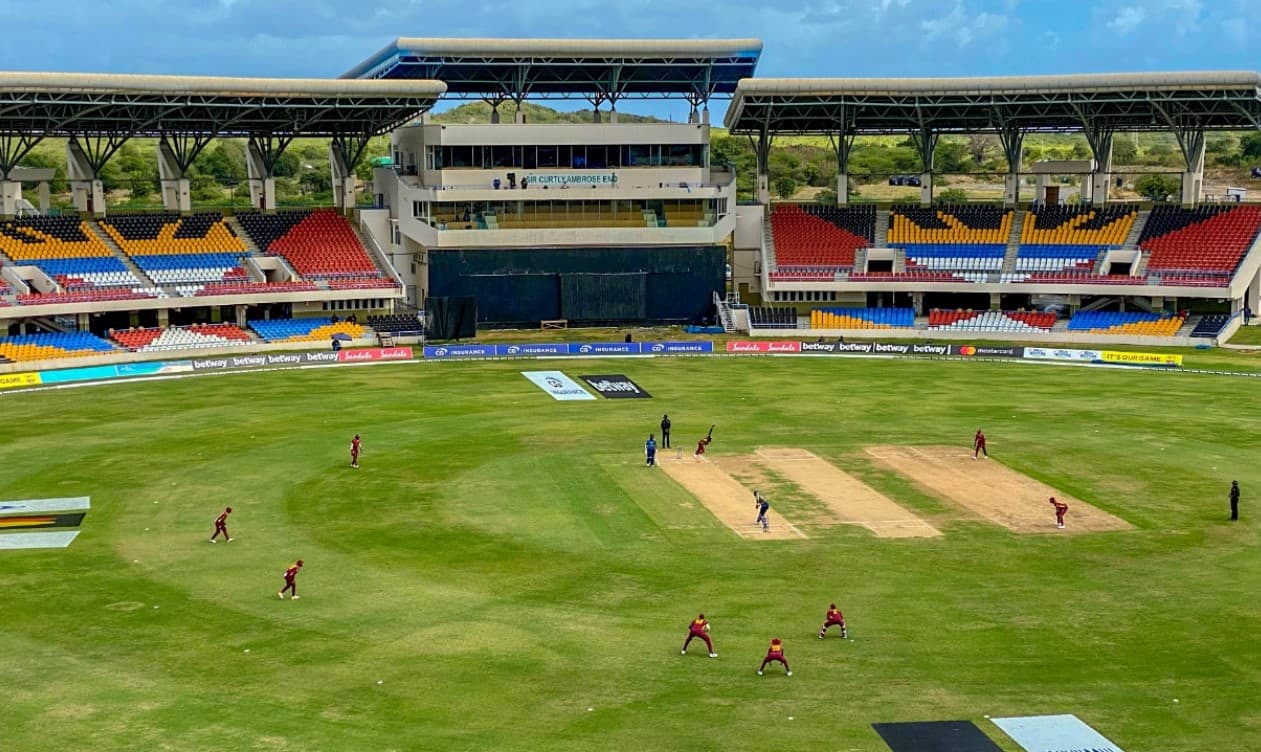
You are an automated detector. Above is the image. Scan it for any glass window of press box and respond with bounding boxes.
[430,144,707,170]
[413,199,724,229]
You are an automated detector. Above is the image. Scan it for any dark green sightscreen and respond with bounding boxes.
[560,273,647,321]
[427,246,724,326]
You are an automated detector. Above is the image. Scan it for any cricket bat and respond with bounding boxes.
[707,424,715,439]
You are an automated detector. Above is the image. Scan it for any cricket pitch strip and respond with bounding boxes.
[865,446,1132,534]
[658,455,806,540]
[752,448,942,538]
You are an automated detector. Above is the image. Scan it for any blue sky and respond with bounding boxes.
[2,0,1258,119]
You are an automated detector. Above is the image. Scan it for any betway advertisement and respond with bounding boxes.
[191,348,412,371]
[727,340,962,357]
[423,342,714,359]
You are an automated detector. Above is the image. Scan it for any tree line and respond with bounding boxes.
[16,100,1261,207]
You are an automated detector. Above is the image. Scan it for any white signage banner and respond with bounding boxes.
[521,371,596,401]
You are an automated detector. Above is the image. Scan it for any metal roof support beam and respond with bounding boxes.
[827,116,855,206]
[0,131,46,179]
[246,134,293,211]
[605,65,624,123]
[1150,100,1208,206]
[996,122,1025,206]
[156,133,214,214]
[908,124,938,206]
[512,64,532,123]
[483,97,507,124]
[66,134,129,216]
[586,93,606,123]
[1073,108,1114,207]
[330,132,374,211]
[749,117,773,205]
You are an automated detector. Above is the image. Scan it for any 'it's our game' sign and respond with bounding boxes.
[579,374,652,399]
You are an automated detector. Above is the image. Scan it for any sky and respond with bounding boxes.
[2,0,1259,120]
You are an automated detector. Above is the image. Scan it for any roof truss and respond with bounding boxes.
[351,52,758,101]
[726,83,1261,135]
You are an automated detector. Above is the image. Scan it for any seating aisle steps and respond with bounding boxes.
[874,209,890,247]
[1001,211,1025,275]
[84,220,158,289]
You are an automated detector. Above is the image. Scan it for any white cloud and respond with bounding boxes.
[1107,6,1147,34]
[920,1,1007,48]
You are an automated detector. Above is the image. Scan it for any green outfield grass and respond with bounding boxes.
[2,356,1259,751]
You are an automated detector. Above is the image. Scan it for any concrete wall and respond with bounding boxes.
[733,203,764,250]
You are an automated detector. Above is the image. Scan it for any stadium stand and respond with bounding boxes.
[248,317,366,343]
[847,270,961,282]
[888,205,1012,281]
[889,205,1011,244]
[1189,313,1231,338]
[748,306,799,329]
[0,331,116,362]
[1139,204,1261,281]
[928,309,1056,332]
[236,209,385,280]
[98,212,246,256]
[17,287,163,305]
[0,217,113,261]
[769,204,874,272]
[1022,205,1137,246]
[1012,244,1099,274]
[326,277,399,290]
[0,217,157,298]
[110,324,253,352]
[367,313,425,335]
[810,307,914,329]
[98,212,252,295]
[1066,310,1186,336]
[184,281,319,298]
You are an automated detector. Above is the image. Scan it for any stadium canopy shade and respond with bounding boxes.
[724,72,1261,134]
[0,72,447,137]
[342,38,763,101]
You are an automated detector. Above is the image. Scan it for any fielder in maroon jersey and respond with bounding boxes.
[209,507,232,543]
[1049,497,1069,529]
[681,613,716,658]
[278,559,304,599]
[819,602,847,639]
[350,434,363,469]
[973,429,988,459]
[758,638,791,676]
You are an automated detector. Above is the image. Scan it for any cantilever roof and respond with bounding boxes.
[343,37,763,100]
[0,72,446,137]
[725,72,1261,134]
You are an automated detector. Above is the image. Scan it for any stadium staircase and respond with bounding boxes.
[762,216,778,271]
[853,248,868,274]
[349,220,406,289]
[1124,210,1149,248]
[1001,211,1025,275]
[892,248,907,274]
[1178,315,1203,338]
[225,216,262,254]
[874,209,890,247]
[84,220,159,290]
[714,291,736,333]
[1133,249,1151,276]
